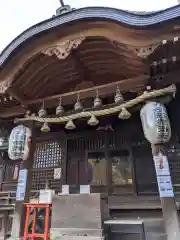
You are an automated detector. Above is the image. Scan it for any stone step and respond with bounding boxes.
[0,204,14,211]
[51,228,104,237]
[51,237,105,240]
[146,232,166,240]
[144,219,165,234]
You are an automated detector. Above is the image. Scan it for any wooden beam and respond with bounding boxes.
[7,87,27,107]
[0,105,25,118]
[25,75,148,107]
[151,68,180,87]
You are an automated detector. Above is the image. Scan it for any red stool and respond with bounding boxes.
[23,203,51,240]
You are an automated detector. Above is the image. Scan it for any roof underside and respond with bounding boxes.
[0,6,180,118]
[11,37,146,100]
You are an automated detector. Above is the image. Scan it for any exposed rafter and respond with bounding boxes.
[24,75,148,107]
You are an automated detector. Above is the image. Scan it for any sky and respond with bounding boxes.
[0,0,178,51]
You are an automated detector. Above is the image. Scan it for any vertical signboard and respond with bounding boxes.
[153,154,174,197]
[16,169,28,201]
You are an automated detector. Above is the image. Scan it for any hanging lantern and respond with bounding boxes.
[118,107,131,119]
[41,122,50,132]
[88,114,99,126]
[65,120,76,130]
[140,101,171,144]
[74,94,83,111]
[38,101,47,117]
[114,86,124,104]
[56,97,64,116]
[94,89,102,108]
[8,125,32,161]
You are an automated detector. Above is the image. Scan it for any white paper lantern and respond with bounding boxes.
[8,125,32,160]
[140,102,171,144]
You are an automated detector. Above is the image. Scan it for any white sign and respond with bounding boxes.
[61,185,69,195]
[54,168,61,180]
[157,175,174,197]
[39,189,54,204]
[80,185,90,194]
[153,155,170,176]
[16,169,28,201]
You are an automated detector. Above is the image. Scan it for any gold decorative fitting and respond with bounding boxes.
[118,107,131,120]
[88,115,99,126]
[42,37,85,60]
[65,120,76,130]
[41,122,50,132]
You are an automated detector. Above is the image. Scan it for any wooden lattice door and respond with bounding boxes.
[32,138,66,192]
[67,154,86,185]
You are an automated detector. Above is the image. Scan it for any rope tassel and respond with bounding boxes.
[65,120,76,130]
[118,107,131,119]
[41,122,50,132]
[88,114,99,126]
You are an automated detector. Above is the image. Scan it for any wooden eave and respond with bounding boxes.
[1,6,180,117]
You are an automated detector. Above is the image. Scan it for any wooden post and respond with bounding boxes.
[9,121,36,239]
[151,144,180,240]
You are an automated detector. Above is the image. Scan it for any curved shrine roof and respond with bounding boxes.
[0,5,180,66]
[0,5,179,118]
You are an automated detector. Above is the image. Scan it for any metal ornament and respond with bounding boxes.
[114,86,124,104]
[65,120,76,130]
[118,107,131,119]
[74,94,83,111]
[56,97,64,116]
[88,114,99,126]
[140,101,171,144]
[41,122,50,132]
[94,90,102,108]
[38,101,47,118]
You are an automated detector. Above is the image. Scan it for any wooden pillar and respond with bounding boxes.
[10,121,36,239]
[151,144,180,240]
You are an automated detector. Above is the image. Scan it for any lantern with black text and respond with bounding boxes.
[8,125,32,160]
[140,102,171,144]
